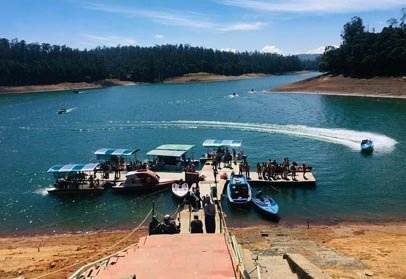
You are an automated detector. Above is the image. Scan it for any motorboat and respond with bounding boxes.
[361,139,374,152]
[171,182,189,200]
[47,163,106,194]
[227,174,252,205]
[251,191,279,217]
[112,169,175,193]
[58,108,67,114]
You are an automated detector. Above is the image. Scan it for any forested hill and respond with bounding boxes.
[0,39,310,86]
[320,12,406,77]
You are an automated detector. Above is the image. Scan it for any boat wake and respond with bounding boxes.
[65,107,76,113]
[34,187,52,196]
[226,93,239,98]
[132,120,397,153]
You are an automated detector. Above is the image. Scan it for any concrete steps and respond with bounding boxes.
[242,249,298,279]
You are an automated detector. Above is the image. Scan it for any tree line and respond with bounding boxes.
[0,39,313,86]
[320,10,406,77]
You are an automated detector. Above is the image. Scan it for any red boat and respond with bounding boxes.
[112,169,176,193]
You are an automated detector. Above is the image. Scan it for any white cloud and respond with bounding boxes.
[81,34,136,47]
[81,3,266,32]
[218,0,406,13]
[219,22,266,31]
[155,34,165,40]
[221,48,238,53]
[261,45,283,54]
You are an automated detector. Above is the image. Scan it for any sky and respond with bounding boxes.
[0,0,405,55]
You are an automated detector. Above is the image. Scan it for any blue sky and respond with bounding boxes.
[1,0,405,54]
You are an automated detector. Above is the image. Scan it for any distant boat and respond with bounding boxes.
[112,169,175,193]
[227,174,252,205]
[73,89,80,94]
[57,108,67,114]
[171,182,189,200]
[251,191,279,217]
[361,139,374,152]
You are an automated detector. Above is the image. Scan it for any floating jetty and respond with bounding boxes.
[70,158,317,278]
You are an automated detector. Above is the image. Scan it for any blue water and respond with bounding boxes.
[0,72,405,235]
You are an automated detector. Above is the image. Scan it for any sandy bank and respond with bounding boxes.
[0,79,137,94]
[164,72,271,83]
[0,221,405,278]
[270,74,406,99]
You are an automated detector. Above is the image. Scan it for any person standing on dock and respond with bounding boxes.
[302,163,307,180]
[204,197,216,233]
[290,164,297,181]
[245,162,250,179]
[256,163,261,179]
[238,161,243,175]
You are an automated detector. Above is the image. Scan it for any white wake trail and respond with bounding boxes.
[136,120,397,153]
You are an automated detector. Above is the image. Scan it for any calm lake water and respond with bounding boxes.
[0,72,405,235]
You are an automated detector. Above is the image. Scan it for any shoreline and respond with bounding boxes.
[269,74,406,99]
[0,71,314,94]
[0,221,405,278]
[0,79,137,95]
[163,72,273,84]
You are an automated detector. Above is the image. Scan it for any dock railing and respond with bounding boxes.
[217,201,250,279]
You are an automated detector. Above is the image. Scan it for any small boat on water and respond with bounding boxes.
[227,174,252,205]
[57,108,67,114]
[361,139,374,152]
[171,182,189,200]
[47,163,106,194]
[251,191,279,217]
[73,89,80,94]
[112,169,175,193]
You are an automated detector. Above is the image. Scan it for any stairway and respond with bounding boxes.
[242,249,298,279]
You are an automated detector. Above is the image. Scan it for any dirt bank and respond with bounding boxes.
[232,221,406,279]
[0,79,137,94]
[164,72,271,83]
[0,221,405,278]
[270,74,406,99]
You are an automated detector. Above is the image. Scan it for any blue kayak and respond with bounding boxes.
[252,194,279,216]
[361,139,374,152]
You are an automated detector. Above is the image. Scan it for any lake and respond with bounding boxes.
[0,72,405,235]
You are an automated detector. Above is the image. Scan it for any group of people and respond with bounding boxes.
[56,172,101,189]
[209,147,245,170]
[238,161,251,179]
[149,214,180,235]
[126,160,148,172]
[256,159,311,181]
[183,185,203,211]
[190,196,216,233]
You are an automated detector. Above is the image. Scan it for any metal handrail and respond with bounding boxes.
[217,201,250,279]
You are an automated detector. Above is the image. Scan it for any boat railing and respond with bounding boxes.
[217,201,250,279]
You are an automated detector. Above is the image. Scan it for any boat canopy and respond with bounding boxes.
[47,163,100,173]
[202,139,242,148]
[156,144,194,151]
[94,148,139,157]
[147,149,187,157]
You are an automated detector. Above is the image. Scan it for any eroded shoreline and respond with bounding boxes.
[269,74,406,99]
